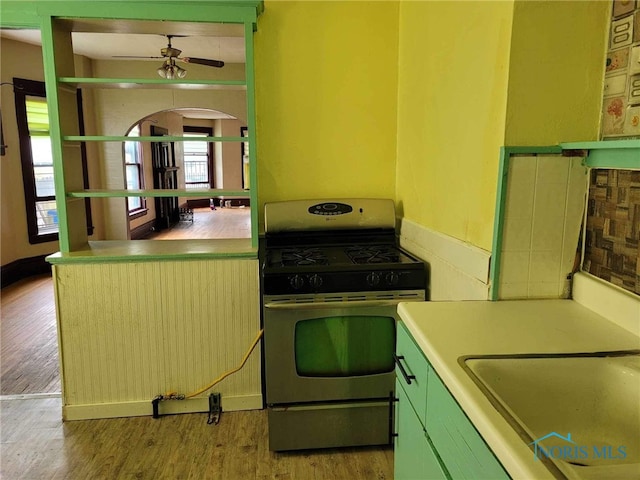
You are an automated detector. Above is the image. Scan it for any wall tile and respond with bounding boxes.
[500,251,531,283]
[502,215,533,252]
[529,250,562,283]
[527,281,562,298]
[498,282,529,299]
[531,214,565,251]
[533,181,568,218]
[536,156,570,184]
[506,157,536,217]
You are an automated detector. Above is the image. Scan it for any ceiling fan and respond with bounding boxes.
[114,35,224,79]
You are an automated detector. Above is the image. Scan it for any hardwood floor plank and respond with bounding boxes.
[0,274,60,395]
[146,207,251,240]
[1,398,394,479]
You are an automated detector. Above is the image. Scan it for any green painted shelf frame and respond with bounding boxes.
[58,77,247,90]
[490,140,639,301]
[561,140,640,169]
[63,136,245,142]
[67,189,249,198]
[1,0,264,257]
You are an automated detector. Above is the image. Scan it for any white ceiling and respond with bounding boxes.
[1,23,245,120]
[0,29,245,64]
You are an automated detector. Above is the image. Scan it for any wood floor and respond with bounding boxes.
[0,264,395,479]
[146,206,251,240]
[1,397,393,479]
[1,274,59,395]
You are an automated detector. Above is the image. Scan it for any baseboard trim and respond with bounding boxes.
[62,394,263,421]
[1,255,52,288]
[186,198,212,209]
[129,218,156,240]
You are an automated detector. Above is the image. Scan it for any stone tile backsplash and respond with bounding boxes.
[583,169,640,295]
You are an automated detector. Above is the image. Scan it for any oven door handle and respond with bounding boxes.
[264,299,400,310]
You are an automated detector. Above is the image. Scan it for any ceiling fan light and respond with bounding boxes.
[156,59,186,80]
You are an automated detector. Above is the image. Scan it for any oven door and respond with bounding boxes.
[263,292,424,405]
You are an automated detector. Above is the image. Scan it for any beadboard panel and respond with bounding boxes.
[398,218,490,301]
[53,259,261,418]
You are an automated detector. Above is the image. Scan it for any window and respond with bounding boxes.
[241,126,249,190]
[14,77,92,244]
[124,124,146,214]
[183,127,212,189]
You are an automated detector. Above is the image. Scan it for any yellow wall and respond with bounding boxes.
[0,38,103,266]
[0,38,54,265]
[254,1,399,211]
[505,0,609,145]
[395,1,514,251]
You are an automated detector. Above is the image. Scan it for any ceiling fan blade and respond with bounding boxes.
[180,57,224,68]
[112,55,165,59]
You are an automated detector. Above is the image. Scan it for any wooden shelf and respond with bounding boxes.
[46,239,257,264]
[67,189,250,198]
[58,77,247,90]
[561,139,640,150]
[63,135,245,142]
[560,140,640,169]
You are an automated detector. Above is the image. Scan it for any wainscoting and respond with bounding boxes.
[53,258,261,420]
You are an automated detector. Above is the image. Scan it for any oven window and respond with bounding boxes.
[294,316,395,377]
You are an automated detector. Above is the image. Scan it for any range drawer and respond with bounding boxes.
[425,369,509,479]
[395,322,428,426]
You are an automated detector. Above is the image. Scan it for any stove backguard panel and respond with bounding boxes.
[583,169,640,296]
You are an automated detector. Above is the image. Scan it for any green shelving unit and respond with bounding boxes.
[1,1,263,256]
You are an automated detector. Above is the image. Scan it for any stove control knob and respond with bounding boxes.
[366,272,381,287]
[386,272,400,286]
[309,274,323,289]
[289,274,305,290]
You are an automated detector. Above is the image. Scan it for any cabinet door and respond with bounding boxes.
[425,370,510,479]
[395,380,448,480]
[396,323,428,426]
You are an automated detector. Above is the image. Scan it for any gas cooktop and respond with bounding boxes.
[261,199,426,295]
[266,244,421,269]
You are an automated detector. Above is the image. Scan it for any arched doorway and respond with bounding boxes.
[124,108,250,240]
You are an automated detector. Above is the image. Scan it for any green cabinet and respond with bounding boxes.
[395,380,447,480]
[394,322,510,480]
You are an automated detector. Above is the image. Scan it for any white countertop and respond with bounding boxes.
[397,299,640,480]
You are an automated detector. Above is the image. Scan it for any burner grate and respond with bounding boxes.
[344,245,400,264]
[280,248,329,266]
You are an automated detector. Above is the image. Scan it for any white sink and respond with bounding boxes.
[463,352,640,479]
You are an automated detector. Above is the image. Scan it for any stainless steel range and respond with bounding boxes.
[261,199,426,451]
